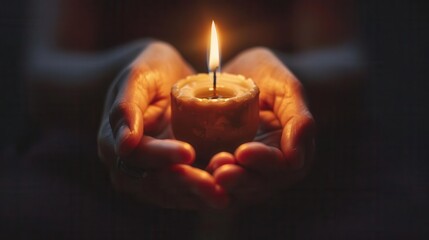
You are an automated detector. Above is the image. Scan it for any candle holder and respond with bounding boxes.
[171,73,259,167]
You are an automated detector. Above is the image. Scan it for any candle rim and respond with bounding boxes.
[171,73,259,103]
[194,86,236,99]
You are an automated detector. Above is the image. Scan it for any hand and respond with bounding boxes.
[207,48,315,206]
[97,41,229,209]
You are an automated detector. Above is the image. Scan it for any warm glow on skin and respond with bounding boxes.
[209,21,220,71]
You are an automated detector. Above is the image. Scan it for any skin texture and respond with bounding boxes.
[97,41,229,210]
[97,42,315,209]
[205,48,315,207]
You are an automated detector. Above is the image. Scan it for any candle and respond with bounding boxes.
[171,21,259,165]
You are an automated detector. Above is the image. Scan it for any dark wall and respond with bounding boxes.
[0,0,27,146]
[0,0,428,238]
[360,0,429,235]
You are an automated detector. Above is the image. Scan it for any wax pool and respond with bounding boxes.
[171,73,259,166]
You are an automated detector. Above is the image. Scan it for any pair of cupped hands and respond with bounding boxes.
[98,41,314,210]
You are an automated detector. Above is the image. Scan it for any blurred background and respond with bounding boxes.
[1,0,428,239]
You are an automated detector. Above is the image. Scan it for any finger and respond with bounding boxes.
[223,47,297,89]
[143,97,170,136]
[167,165,230,209]
[206,152,236,174]
[109,67,152,157]
[234,142,283,173]
[213,164,269,204]
[224,48,312,128]
[259,58,314,170]
[281,114,315,170]
[111,164,216,210]
[259,110,282,133]
[125,136,195,169]
[113,162,229,209]
[108,42,196,157]
[224,48,315,170]
[213,164,247,191]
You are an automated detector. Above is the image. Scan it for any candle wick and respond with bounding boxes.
[213,66,218,98]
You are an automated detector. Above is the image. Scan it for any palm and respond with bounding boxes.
[98,42,230,209]
[254,109,282,149]
[207,48,315,206]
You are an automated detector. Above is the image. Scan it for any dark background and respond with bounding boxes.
[1,0,428,239]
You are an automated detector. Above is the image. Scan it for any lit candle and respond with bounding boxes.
[171,21,259,166]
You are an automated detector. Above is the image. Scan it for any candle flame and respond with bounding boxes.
[209,21,220,71]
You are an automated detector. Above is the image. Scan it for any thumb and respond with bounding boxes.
[109,101,144,157]
[109,66,150,157]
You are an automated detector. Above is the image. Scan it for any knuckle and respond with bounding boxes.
[247,46,273,58]
[235,47,275,65]
[149,41,175,53]
[110,101,132,116]
[109,101,138,125]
